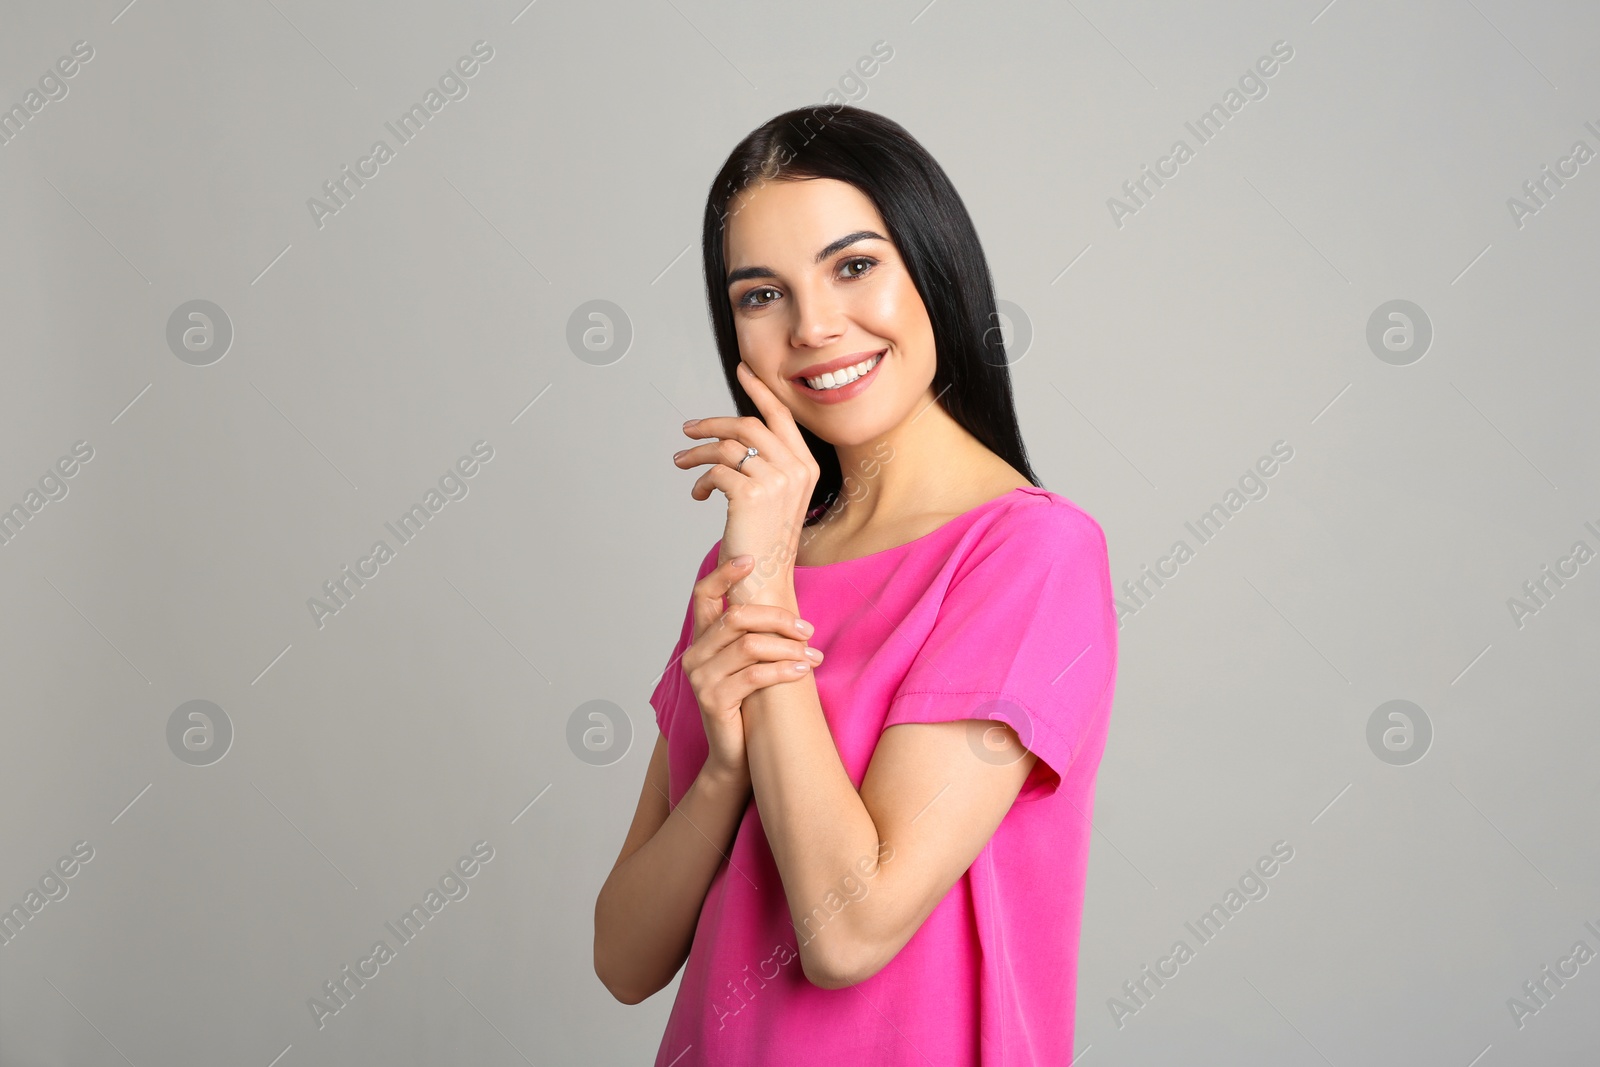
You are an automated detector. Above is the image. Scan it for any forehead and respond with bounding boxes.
[723,178,885,263]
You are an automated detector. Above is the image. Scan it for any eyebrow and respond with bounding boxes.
[724,230,888,287]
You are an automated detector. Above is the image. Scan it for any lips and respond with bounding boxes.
[791,348,888,385]
[793,349,885,404]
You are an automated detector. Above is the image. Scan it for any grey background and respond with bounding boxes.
[1,0,1596,1063]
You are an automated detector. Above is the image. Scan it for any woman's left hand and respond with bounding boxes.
[675,362,820,604]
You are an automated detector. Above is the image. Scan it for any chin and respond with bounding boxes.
[806,407,903,450]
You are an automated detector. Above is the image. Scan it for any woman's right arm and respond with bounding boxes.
[599,382,823,1000]
[593,735,751,1004]
[593,555,820,1003]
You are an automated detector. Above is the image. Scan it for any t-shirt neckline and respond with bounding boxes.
[792,485,1036,571]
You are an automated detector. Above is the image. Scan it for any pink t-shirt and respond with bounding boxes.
[648,485,1118,1066]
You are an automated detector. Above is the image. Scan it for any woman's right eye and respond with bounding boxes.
[739,287,779,308]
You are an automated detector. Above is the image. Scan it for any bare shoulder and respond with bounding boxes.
[935,462,1034,518]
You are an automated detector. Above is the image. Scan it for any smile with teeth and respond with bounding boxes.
[802,351,883,391]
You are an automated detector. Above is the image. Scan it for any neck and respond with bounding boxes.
[817,390,1008,533]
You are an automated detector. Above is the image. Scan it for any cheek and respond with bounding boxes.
[865,278,913,323]
[868,274,931,341]
[873,278,935,371]
[734,314,783,353]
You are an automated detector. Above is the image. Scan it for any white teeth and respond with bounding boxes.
[805,352,882,391]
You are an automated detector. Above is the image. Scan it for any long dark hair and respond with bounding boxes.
[700,104,1041,525]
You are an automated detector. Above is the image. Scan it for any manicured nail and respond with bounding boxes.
[731,554,753,566]
[805,647,823,661]
[683,419,697,429]
[673,450,686,460]
[796,619,814,634]
[793,661,810,672]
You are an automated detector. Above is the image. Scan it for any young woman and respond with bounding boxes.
[594,105,1119,1066]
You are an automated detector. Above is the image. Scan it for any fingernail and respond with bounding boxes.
[673,450,686,460]
[796,619,814,634]
[683,419,697,429]
[731,554,753,566]
[805,647,823,661]
[793,661,810,672]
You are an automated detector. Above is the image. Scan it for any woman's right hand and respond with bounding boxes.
[682,555,823,786]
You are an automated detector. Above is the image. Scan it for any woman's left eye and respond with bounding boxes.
[841,257,876,279]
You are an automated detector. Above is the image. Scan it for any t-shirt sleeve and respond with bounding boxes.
[648,540,724,736]
[883,503,1116,802]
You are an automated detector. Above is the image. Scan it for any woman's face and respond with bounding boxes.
[722,177,936,449]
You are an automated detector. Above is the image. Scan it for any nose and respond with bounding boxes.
[787,284,846,351]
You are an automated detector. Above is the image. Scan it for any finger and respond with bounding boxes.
[735,361,811,458]
[720,602,814,641]
[690,462,744,503]
[731,658,815,698]
[702,654,813,716]
[705,629,820,673]
[697,606,819,669]
[673,438,759,473]
[682,411,785,464]
[691,554,754,637]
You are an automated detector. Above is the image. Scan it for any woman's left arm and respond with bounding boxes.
[737,585,1038,990]
[679,362,1043,991]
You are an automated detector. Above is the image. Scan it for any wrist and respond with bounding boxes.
[698,761,751,797]
[741,582,797,611]
[731,567,796,610]
[733,533,797,595]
